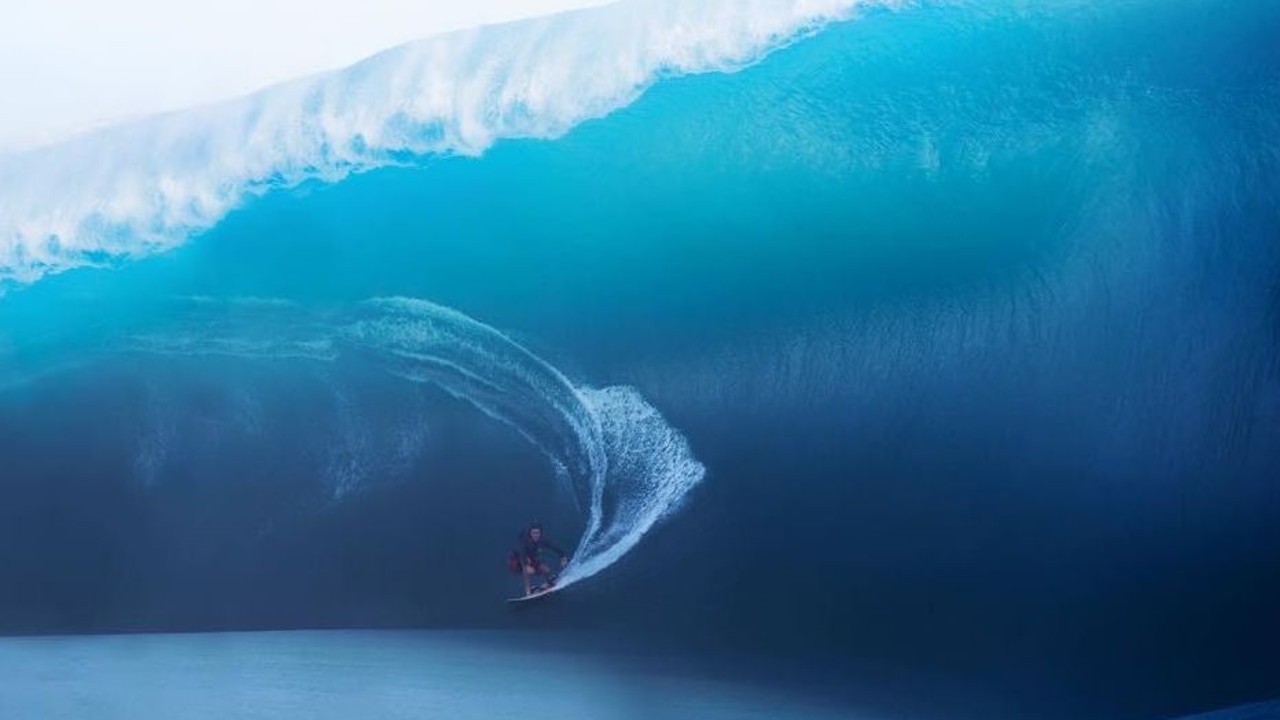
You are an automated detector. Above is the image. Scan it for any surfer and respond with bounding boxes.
[513,522,569,596]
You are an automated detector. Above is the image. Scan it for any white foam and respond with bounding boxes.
[0,0,892,288]
[0,0,618,153]
[558,386,705,586]
[122,296,706,588]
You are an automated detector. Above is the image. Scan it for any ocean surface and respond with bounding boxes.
[1,1,1278,719]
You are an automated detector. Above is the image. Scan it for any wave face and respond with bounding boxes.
[119,296,704,591]
[1,0,1279,718]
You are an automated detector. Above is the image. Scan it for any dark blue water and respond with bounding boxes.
[1,2,1278,719]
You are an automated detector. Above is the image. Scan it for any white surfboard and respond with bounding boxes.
[506,584,561,604]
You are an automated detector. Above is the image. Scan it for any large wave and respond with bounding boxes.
[122,296,705,588]
[0,0,899,289]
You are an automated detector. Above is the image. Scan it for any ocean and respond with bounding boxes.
[1,1,1278,718]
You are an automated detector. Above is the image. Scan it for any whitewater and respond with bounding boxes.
[3,292,703,590]
[0,0,896,288]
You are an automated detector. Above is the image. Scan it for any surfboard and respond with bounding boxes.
[506,585,559,604]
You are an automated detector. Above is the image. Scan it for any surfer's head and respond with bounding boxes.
[529,522,543,541]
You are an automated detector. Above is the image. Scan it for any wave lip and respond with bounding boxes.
[0,0,893,289]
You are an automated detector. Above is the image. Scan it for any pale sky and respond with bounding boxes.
[0,0,614,151]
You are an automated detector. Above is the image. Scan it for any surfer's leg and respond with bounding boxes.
[522,564,536,595]
[539,564,557,586]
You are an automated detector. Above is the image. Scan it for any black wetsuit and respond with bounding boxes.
[516,532,568,568]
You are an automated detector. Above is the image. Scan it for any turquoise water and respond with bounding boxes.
[0,1,1278,718]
